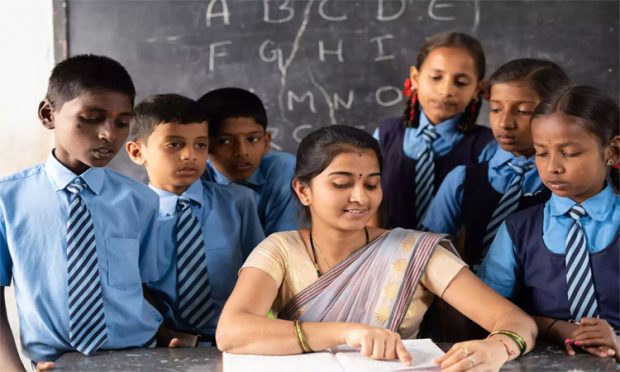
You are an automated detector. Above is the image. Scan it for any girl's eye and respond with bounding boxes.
[333,183,351,189]
[516,109,533,115]
[196,143,208,150]
[563,152,580,158]
[117,121,130,128]
[489,108,501,114]
[535,152,548,158]
[455,80,470,87]
[216,138,232,146]
[365,184,378,190]
[430,76,442,81]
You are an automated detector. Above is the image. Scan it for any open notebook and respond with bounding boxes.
[223,338,444,372]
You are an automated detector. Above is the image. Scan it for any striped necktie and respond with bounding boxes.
[175,197,215,329]
[66,177,107,355]
[565,204,599,321]
[414,125,439,226]
[482,162,533,254]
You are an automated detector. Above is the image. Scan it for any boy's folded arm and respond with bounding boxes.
[0,288,26,372]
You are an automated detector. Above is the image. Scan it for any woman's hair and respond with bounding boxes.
[293,125,383,219]
[488,58,570,103]
[403,32,486,133]
[533,85,620,147]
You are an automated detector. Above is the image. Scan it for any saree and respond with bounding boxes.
[277,228,450,332]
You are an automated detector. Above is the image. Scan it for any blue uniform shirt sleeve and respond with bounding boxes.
[477,222,519,298]
[238,191,266,259]
[421,166,465,235]
[261,158,299,235]
[373,127,380,142]
[0,211,11,285]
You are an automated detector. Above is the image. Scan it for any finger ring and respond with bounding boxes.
[462,347,471,356]
[468,355,477,367]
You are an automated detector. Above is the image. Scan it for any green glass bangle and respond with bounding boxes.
[488,330,527,356]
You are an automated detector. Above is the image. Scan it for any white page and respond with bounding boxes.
[333,339,444,372]
[223,351,345,372]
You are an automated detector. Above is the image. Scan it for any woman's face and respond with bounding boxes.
[295,149,382,232]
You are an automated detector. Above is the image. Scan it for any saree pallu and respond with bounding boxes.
[278,228,448,332]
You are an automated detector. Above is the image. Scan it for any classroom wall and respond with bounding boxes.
[0,1,55,177]
[0,2,55,368]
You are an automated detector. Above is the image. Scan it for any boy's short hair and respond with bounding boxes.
[196,87,268,136]
[129,94,207,142]
[45,54,136,109]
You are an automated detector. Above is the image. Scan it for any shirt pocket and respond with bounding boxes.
[105,237,141,290]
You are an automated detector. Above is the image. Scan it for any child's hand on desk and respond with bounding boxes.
[35,361,54,371]
[156,326,198,348]
[568,318,619,361]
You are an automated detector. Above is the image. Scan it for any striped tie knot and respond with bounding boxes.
[507,162,532,178]
[568,204,587,220]
[421,126,438,144]
[176,197,192,213]
[67,177,87,195]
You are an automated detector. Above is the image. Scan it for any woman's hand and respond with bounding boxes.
[435,339,508,372]
[569,318,619,361]
[342,324,412,366]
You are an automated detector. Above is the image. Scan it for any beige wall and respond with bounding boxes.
[0,1,55,177]
[0,1,55,368]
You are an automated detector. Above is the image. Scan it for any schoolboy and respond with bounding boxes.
[197,88,299,236]
[0,55,162,370]
[126,94,264,345]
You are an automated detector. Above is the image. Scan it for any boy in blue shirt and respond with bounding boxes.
[126,94,264,346]
[0,55,162,370]
[197,88,299,236]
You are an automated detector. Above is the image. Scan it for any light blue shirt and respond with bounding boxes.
[479,184,620,297]
[422,146,543,235]
[203,150,299,235]
[147,179,265,337]
[0,153,162,361]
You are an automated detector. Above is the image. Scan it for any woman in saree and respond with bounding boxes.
[216,125,537,371]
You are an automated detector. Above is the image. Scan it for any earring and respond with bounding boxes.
[607,159,614,166]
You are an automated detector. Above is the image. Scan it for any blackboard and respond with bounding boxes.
[61,0,619,180]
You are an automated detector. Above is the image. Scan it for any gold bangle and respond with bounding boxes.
[294,320,312,353]
[488,330,527,356]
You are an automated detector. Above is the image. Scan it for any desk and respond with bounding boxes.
[54,343,618,371]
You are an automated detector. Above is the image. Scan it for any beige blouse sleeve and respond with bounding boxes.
[419,242,468,298]
[240,233,289,287]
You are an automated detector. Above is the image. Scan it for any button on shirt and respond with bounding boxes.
[423,146,543,235]
[147,179,265,336]
[203,150,299,236]
[479,184,620,297]
[0,153,162,361]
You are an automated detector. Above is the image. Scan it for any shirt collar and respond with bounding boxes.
[416,110,462,138]
[207,160,265,187]
[549,183,615,221]
[149,179,205,216]
[488,147,536,170]
[44,151,104,195]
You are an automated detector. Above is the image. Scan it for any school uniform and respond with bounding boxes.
[374,111,493,229]
[202,150,299,236]
[422,144,550,267]
[0,152,162,362]
[479,184,619,329]
[147,179,265,338]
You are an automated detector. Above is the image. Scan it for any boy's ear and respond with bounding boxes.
[126,141,146,166]
[477,80,488,100]
[263,131,272,155]
[292,178,311,206]
[409,66,420,90]
[38,100,55,130]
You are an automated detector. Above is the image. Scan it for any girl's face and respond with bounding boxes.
[489,81,539,157]
[410,46,481,124]
[532,112,616,203]
[294,149,382,233]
